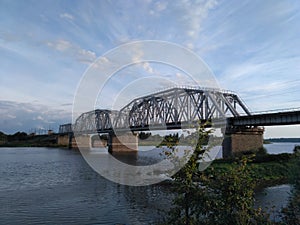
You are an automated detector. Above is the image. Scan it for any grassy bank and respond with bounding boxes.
[210,153,300,188]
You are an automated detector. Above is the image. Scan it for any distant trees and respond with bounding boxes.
[138,132,179,146]
[0,131,7,144]
[7,132,28,142]
[163,133,179,146]
[138,132,152,140]
[0,131,58,147]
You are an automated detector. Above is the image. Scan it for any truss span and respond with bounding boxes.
[73,87,251,134]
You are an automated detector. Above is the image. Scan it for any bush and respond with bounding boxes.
[161,126,272,225]
[293,145,300,155]
[253,153,293,163]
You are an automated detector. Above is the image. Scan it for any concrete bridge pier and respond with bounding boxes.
[57,133,73,148]
[222,126,264,157]
[108,132,138,153]
[90,134,108,148]
[57,133,92,149]
[72,134,91,149]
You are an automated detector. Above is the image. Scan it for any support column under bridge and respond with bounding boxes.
[58,132,138,151]
[222,127,264,157]
[57,134,71,147]
[72,134,109,149]
[108,132,138,153]
[58,134,93,149]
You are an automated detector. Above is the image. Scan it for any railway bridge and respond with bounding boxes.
[58,86,300,157]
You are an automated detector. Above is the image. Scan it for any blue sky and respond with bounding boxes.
[0,0,300,137]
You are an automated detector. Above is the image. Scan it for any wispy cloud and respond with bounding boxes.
[46,39,96,64]
[60,13,74,21]
[221,63,264,81]
[179,0,219,39]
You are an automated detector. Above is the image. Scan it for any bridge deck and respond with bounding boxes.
[228,110,300,127]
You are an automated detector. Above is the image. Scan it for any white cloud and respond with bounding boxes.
[6,114,16,119]
[179,0,219,39]
[46,39,97,64]
[36,115,43,120]
[77,49,97,64]
[47,39,72,51]
[60,13,74,20]
[93,0,219,45]
[131,44,144,63]
[142,62,154,74]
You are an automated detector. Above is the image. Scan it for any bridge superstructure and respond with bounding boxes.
[58,86,300,156]
[72,87,251,134]
[58,123,72,134]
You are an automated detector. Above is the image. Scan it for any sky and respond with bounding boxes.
[0,0,300,137]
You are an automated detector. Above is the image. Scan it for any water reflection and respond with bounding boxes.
[0,147,293,224]
[255,184,292,222]
[0,147,172,225]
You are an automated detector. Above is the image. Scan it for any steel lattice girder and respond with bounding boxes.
[73,87,250,133]
[59,123,73,133]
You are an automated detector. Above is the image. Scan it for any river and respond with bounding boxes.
[0,145,295,224]
[264,142,300,154]
[0,147,172,225]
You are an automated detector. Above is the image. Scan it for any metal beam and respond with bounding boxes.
[228,110,300,126]
[71,87,252,134]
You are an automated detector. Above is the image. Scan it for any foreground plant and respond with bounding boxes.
[160,126,272,225]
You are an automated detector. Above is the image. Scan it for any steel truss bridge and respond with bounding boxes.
[61,87,251,134]
[59,87,300,135]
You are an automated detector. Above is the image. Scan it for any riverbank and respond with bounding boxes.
[0,131,69,148]
[159,153,299,192]
[211,152,300,189]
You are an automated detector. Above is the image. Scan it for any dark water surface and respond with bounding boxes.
[0,146,294,224]
[255,184,292,222]
[0,148,172,225]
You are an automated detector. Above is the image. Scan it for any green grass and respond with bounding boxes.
[210,153,300,188]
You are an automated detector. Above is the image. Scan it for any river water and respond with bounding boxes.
[0,145,295,224]
[264,142,300,154]
[0,147,172,225]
